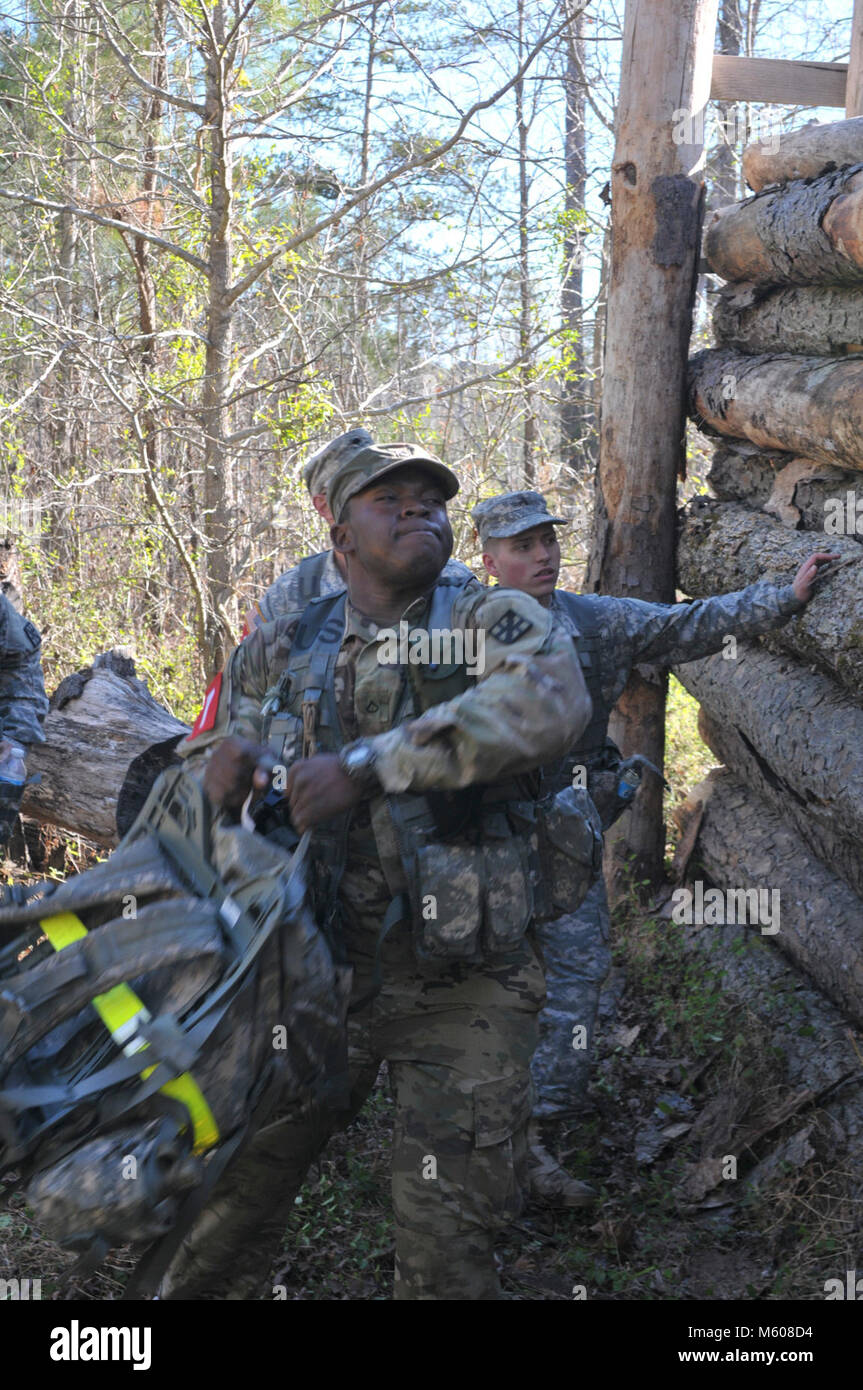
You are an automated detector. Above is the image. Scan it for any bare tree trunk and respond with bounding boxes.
[350,0,380,409]
[586,0,718,891]
[127,0,167,624]
[516,0,536,484]
[560,1,593,471]
[711,0,744,209]
[49,0,84,569]
[201,1,236,673]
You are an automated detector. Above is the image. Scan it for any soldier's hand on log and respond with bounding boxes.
[792,552,841,603]
[284,755,363,832]
[203,735,272,812]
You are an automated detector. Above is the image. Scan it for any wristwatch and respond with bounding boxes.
[338,740,381,793]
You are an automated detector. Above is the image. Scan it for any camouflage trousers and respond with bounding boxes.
[530,876,612,1123]
[160,871,545,1301]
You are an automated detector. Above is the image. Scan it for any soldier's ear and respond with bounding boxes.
[482,548,500,580]
[331,519,354,556]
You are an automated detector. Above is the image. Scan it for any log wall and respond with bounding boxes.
[677,115,863,1031]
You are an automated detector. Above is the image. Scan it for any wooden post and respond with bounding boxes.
[586,0,718,892]
[847,0,863,118]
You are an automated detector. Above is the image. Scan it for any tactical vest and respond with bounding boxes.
[549,591,661,833]
[541,591,615,797]
[255,573,538,963]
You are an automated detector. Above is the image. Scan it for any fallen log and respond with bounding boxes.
[696,707,863,905]
[704,165,863,286]
[674,639,863,853]
[677,498,863,698]
[22,650,189,847]
[742,116,863,193]
[678,769,863,1029]
[707,444,854,532]
[689,347,863,473]
[712,283,863,355]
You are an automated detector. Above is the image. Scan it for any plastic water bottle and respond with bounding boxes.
[0,741,27,789]
[615,761,643,805]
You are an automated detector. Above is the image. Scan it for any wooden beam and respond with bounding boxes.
[848,0,863,118]
[586,0,719,892]
[711,54,848,108]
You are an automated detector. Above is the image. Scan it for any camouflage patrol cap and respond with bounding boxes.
[328,443,459,523]
[301,427,374,498]
[471,491,568,547]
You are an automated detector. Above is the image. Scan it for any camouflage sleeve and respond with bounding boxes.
[371,588,591,793]
[606,581,804,674]
[0,596,48,747]
[178,618,300,776]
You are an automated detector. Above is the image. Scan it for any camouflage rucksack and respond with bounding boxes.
[0,766,348,1295]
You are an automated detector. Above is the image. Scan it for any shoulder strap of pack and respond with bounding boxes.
[286,591,347,755]
[294,549,332,604]
[554,590,603,639]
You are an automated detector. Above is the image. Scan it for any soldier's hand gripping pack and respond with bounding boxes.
[0,765,348,1287]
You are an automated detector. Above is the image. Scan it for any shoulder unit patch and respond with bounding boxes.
[488,608,534,645]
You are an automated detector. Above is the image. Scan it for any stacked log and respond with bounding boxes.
[677,118,863,1030]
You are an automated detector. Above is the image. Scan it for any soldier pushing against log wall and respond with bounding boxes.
[471,490,838,1202]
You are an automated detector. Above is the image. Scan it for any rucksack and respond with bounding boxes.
[0,765,348,1295]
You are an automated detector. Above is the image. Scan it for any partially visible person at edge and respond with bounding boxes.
[163,445,592,1301]
[242,426,473,635]
[471,489,838,1208]
[0,592,48,850]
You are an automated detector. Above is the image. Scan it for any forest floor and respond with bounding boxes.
[1,681,858,1301]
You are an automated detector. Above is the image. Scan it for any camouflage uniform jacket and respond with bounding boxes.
[182,580,590,899]
[250,550,474,627]
[551,579,804,764]
[0,594,48,748]
[186,578,588,791]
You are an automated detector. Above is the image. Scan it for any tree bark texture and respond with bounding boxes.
[742,116,863,193]
[704,165,863,286]
[22,653,188,847]
[665,776,863,1207]
[674,639,863,859]
[712,282,863,355]
[560,1,594,471]
[706,442,854,532]
[689,347,863,472]
[586,0,718,888]
[685,769,863,1028]
[677,498,863,698]
[697,707,863,904]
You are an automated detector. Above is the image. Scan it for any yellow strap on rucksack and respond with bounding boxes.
[39,910,219,1153]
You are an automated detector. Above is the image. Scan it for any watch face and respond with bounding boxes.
[346,746,369,772]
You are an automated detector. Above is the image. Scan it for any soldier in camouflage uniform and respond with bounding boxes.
[243,427,471,634]
[472,491,837,1200]
[162,447,592,1300]
[0,593,48,848]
